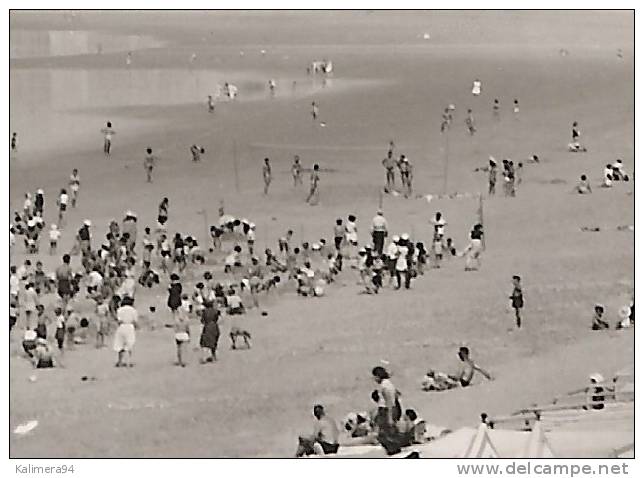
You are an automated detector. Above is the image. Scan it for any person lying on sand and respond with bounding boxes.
[423,347,495,392]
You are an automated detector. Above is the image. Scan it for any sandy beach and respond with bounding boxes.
[9,11,633,457]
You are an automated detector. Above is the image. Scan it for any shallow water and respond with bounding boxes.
[10,29,164,59]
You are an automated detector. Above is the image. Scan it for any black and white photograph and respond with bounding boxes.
[6,5,636,467]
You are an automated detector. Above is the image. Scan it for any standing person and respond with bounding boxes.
[382,151,397,193]
[22,283,39,330]
[510,275,524,329]
[100,121,116,156]
[311,101,319,121]
[55,254,73,308]
[69,169,80,208]
[371,210,388,255]
[34,189,45,215]
[513,99,520,118]
[173,310,190,367]
[295,405,340,457]
[291,155,303,187]
[199,301,220,363]
[463,224,484,271]
[11,132,17,153]
[507,161,516,197]
[399,156,413,198]
[143,148,157,183]
[492,98,500,120]
[572,121,580,144]
[57,189,69,227]
[113,296,138,367]
[440,107,452,133]
[371,366,403,455]
[262,157,272,195]
[487,158,498,195]
[207,95,215,113]
[306,164,320,205]
[77,220,92,258]
[465,109,476,135]
[333,219,344,252]
[158,198,169,225]
[268,79,276,97]
[54,307,66,352]
[395,234,411,290]
[167,274,182,318]
[471,78,482,96]
[345,215,359,249]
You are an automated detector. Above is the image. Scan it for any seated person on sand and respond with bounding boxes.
[611,159,629,181]
[449,346,494,387]
[591,304,610,330]
[568,142,587,153]
[397,409,427,446]
[225,289,244,315]
[616,301,634,330]
[602,164,614,188]
[423,346,494,391]
[31,338,59,369]
[575,175,592,194]
[340,411,378,446]
[22,328,38,358]
[296,405,340,457]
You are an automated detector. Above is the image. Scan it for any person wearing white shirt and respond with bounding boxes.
[395,235,411,290]
[57,189,69,225]
[371,210,388,255]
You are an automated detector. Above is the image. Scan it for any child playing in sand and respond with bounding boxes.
[100,122,115,156]
[510,275,524,328]
[575,175,592,194]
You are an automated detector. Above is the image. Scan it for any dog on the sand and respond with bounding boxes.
[230,327,252,350]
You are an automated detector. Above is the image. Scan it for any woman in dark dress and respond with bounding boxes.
[167,274,182,317]
[199,301,220,363]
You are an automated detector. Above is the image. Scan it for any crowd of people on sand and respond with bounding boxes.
[9,54,633,457]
